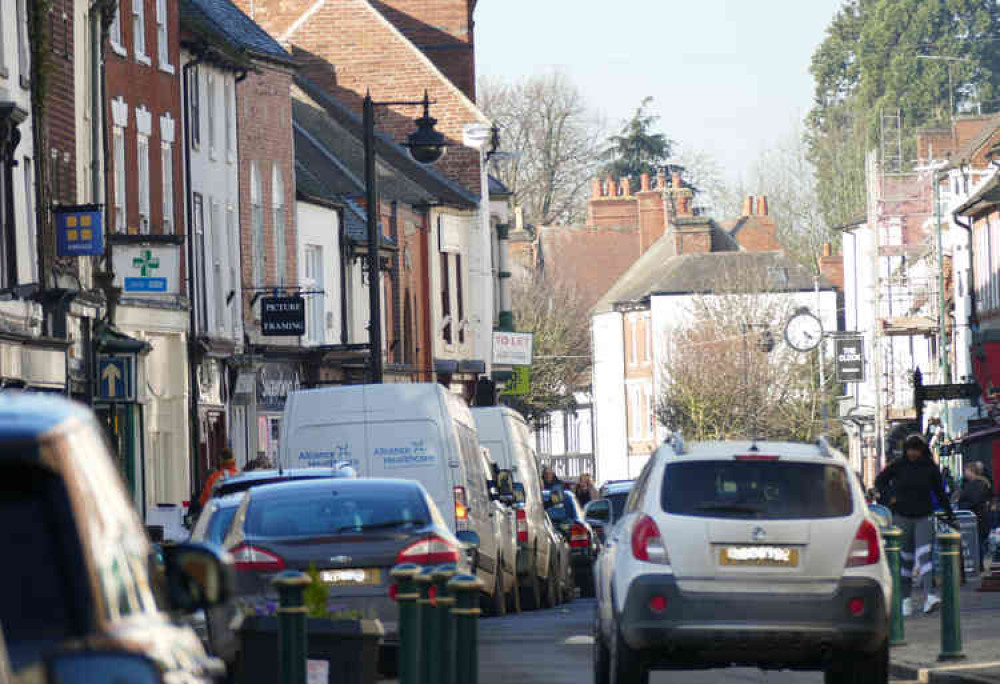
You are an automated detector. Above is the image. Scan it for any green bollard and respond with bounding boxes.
[391,564,423,684]
[415,568,437,684]
[937,530,965,661]
[883,527,905,646]
[448,574,485,684]
[273,570,312,684]
[432,564,458,684]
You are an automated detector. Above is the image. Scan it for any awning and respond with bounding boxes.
[95,323,150,354]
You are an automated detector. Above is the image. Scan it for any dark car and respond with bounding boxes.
[210,466,356,500]
[223,478,474,647]
[0,393,230,680]
[543,489,599,597]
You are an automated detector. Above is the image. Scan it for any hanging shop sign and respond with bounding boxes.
[55,205,104,257]
[257,363,300,412]
[835,336,866,383]
[261,296,306,336]
[492,331,534,366]
[112,244,181,295]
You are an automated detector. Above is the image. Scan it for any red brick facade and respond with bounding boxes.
[385,203,433,378]
[236,64,298,333]
[105,0,184,240]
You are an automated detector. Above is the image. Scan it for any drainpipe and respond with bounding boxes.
[183,54,205,496]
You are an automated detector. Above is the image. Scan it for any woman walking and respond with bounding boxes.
[875,434,956,616]
[958,461,993,572]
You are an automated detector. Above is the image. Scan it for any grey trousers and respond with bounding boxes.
[896,513,934,598]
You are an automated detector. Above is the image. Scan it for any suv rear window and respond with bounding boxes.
[662,460,853,519]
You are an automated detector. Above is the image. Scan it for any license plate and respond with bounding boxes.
[718,545,799,567]
[320,568,381,586]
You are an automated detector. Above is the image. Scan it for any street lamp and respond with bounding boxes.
[363,90,445,383]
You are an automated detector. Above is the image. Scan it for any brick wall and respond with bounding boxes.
[637,190,665,255]
[672,228,712,255]
[245,0,485,195]
[236,64,298,333]
[391,203,432,379]
[105,0,183,240]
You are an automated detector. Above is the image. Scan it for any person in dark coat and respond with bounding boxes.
[959,462,993,571]
[875,434,956,616]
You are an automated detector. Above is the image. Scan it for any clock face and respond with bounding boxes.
[784,312,823,352]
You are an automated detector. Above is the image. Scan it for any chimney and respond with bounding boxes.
[656,169,666,189]
[756,195,769,216]
[621,177,632,196]
[591,178,602,199]
[605,176,616,197]
[677,193,692,217]
[742,195,754,216]
[671,170,682,189]
[640,173,651,192]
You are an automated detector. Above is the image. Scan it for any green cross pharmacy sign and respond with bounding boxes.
[114,244,179,295]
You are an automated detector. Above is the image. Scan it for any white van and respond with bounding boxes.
[472,406,557,610]
[279,383,510,607]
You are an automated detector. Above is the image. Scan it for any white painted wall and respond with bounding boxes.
[592,311,628,483]
[296,201,342,345]
[429,208,477,362]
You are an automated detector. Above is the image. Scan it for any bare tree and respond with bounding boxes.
[504,273,591,425]
[479,71,605,225]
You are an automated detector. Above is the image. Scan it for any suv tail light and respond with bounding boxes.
[846,520,880,567]
[631,515,669,563]
[397,535,461,565]
[453,486,468,522]
[231,544,286,572]
[516,508,528,543]
[570,522,590,549]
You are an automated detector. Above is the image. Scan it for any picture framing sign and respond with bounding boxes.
[492,331,534,366]
[261,296,306,337]
[835,335,865,384]
[112,244,181,295]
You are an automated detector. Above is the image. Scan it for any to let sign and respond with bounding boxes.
[492,331,534,366]
[835,336,865,383]
[261,296,306,336]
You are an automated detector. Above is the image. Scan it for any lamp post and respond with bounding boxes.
[363,91,445,383]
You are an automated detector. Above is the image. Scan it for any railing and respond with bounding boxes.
[539,453,595,479]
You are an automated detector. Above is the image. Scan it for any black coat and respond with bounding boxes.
[958,477,992,516]
[875,456,954,518]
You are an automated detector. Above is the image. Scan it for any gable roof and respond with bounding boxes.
[594,243,832,314]
[537,224,641,312]
[180,0,294,65]
[952,113,1000,166]
[294,77,478,210]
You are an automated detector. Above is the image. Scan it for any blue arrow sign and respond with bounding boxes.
[97,356,133,401]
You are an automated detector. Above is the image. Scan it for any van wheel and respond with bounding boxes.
[519,571,541,611]
[506,569,521,614]
[489,564,506,617]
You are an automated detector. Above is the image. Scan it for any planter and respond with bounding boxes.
[235,616,384,684]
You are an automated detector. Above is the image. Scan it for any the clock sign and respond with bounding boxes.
[784,309,823,352]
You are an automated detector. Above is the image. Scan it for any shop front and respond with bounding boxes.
[230,358,302,467]
[196,357,229,489]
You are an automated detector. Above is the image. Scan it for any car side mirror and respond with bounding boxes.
[46,650,162,684]
[162,541,234,613]
[456,530,480,550]
[584,500,611,524]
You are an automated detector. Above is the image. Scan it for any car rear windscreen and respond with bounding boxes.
[246,486,432,537]
[606,492,629,520]
[205,506,238,545]
[662,460,853,519]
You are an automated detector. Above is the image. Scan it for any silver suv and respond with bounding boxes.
[594,439,891,684]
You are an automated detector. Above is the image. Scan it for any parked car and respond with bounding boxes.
[544,489,599,597]
[280,383,508,609]
[222,477,475,650]
[586,480,635,543]
[0,393,231,682]
[472,406,557,610]
[479,445,519,615]
[594,440,891,684]
[541,504,575,606]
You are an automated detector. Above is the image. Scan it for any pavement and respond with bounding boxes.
[888,580,1000,684]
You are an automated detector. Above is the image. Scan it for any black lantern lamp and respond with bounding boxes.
[405,91,446,165]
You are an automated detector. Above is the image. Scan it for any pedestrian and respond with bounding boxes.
[958,461,993,571]
[198,447,240,507]
[575,473,597,506]
[541,466,562,492]
[874,434,956,616]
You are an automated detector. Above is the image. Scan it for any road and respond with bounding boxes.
[478,598,907,684]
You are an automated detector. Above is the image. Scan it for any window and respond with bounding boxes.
[155,0,170,69]
[211,200,224,331]
[113,127,126,232]
[161,144,173,234]
[15,0,28,86]
[109,3,123,51]
[227,206,238,335]
[251,162,264,286]
[456,254,465,343]
[628,315,639,366]
[272,166,286,285]
[224,80,234,161]
[440,252,451,343]
[132,0,147,62]
[189,67,200,149]
[207,74,216,155]
[643,314,652,362]
[137,134,149,233]
[193,193,207,331]
[304,245,324,344]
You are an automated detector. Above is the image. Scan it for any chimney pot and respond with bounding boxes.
[606,176,616,197]
[677,194,692,217]
[671,170,682,188]
[621,177,632,196]
[757,195,768,216]
[640,173,651,191]
[742,195,754,216]
[823,242,832,258]
[656,170,666,189]
[591,179,602,199]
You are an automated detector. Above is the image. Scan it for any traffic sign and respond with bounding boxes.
[97,355,134,401]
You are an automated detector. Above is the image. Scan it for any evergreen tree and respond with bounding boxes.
[600,97,673,188]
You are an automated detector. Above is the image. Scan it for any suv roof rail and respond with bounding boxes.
[816,435,846,460]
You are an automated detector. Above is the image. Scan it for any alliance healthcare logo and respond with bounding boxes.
[378,439,435,468]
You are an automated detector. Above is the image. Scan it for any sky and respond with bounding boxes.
[474,0,845,182]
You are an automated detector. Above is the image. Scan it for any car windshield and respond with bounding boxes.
[662,461,853,520]
[606,492,629,520]
[245,486,431,537]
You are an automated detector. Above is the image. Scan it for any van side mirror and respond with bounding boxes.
[513,482,526,505]
[584,500,611,524]
[496,469,514,496]
[162,542,234,613]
